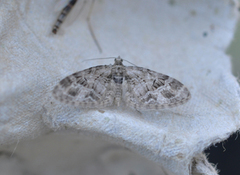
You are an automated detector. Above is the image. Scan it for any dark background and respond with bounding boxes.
[206,133,240,175]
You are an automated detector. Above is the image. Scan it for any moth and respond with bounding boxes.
[52,56,191,110]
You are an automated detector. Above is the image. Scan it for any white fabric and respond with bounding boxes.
[0,0,239,174]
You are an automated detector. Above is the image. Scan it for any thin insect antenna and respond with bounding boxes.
[121,59,136,66]
[82,56,137,66]
[86,0,103,53]
[82,57,116,62]
[52,0,78,34]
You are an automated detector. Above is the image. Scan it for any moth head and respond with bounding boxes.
[114,56,123,65]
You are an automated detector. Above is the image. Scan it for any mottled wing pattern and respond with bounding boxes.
[124,66,191,110]
[53,65,115,108]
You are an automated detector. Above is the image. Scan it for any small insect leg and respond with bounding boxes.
[52,0,78,34]
[86,0,102,53]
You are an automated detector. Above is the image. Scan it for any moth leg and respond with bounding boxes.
[86,0,102,53]
[52,0,78,34]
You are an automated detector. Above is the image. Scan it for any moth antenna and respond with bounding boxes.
[82,56,136,66]
[120,59,136,66]
[82,57,116,62]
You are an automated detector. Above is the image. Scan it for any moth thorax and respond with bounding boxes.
[112,67,124,84]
